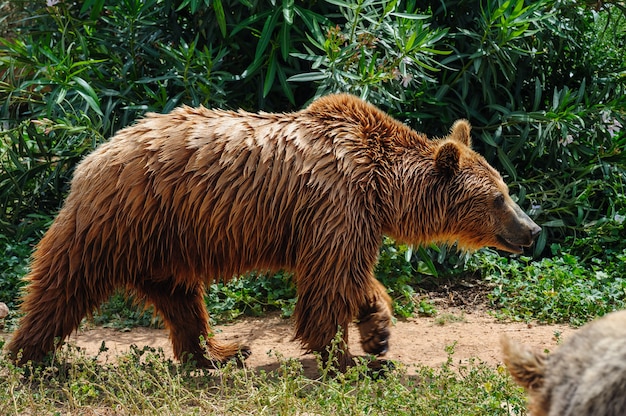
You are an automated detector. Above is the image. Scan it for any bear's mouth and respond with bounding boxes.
[496,235,529,254]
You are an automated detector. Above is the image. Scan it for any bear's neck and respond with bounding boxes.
[379,151,451,246]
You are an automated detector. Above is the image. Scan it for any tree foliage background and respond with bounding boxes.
[0,0,624,307]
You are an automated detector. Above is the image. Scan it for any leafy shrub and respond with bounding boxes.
[93,292,159,329]
[205,272,297,323]
[472,249,626,326]
[0,1,230,238]
[0,235,32,309]
[289,0,450,109]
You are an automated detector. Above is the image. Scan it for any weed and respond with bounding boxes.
[434,313,466,326]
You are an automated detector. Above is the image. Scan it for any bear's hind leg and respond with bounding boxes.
[8,273,115,364]
[130,279,250,368]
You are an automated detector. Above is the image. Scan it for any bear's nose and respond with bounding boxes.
[530,225,541,239]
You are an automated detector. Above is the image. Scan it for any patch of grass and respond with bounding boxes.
[434,313,466,326]
[0,338,526,416]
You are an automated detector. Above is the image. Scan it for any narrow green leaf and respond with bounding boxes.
[280,21,290,61]
[231,10,272,37]
[276,64,294,105]
[287,72,328,82]
[323,0,354,9]
[76,90,103,116]
[294,7,328,39]
[55,88,68,105]
[497,146,517,180]
[552,87,560,110]
[481,131,498,147]
[176,0,192,12]
[213,0,227,38]
[73,77,103,115]
[542,219,565,227]
[282,0,294,25]
[255,11,280,63]
[389,12,430,20]
[532,77,542,111]
[533,229,547,256]
[263,55,277,97]
[417,246,438,277]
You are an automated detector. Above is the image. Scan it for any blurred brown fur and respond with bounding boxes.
[502,310,626,415]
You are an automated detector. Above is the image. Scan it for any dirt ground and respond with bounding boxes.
[64,309,573,375]
[1,281,577,376]
[62,282,576,377]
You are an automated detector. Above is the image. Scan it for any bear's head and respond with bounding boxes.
[386,119,541,254]
[430,120,541,253]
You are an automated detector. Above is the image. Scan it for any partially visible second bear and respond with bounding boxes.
[7,94,541,371]
[502,310,626,416]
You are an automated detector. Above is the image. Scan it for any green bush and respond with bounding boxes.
[205,272,297,323]
[289,0,450,109]
[472,248,626,326]
[0,235,32,309]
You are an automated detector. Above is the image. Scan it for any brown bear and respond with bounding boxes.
[502,310,626,416]
[7,94,540,371]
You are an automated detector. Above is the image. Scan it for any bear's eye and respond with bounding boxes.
[494,194,505,208]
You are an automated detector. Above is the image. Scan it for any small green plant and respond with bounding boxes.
[434,313,466,326]
[92,292,159,330]
[375,237,443,318]
[205,271,297,323]
[553,330,562,345]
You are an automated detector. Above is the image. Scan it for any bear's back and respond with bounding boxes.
[66,104,377,279]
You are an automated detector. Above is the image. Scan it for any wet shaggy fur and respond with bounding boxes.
[502,310,626,415]
[7,94,540,371]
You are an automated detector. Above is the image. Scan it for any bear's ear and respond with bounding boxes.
[435,141,462,176]
[449,119,471,147]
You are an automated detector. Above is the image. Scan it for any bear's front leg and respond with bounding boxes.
[293,275,391,372]
[356,278,393,356]
[292,279,356,373]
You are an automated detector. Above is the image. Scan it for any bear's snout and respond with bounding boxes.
[496,203,541,253]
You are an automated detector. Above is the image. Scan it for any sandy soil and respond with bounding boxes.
[60,306,574,376]
[0,280,578,376]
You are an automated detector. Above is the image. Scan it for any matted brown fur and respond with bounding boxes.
[502,310,626,416]
[7,94,540,371]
